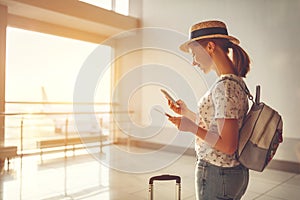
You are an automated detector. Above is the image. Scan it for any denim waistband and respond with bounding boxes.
[197,159,246,171]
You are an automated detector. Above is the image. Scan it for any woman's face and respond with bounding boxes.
[188,41,214,74]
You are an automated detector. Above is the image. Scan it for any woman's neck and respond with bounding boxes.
[212,48,237,76]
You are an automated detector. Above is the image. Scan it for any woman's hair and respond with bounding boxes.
[197,38,250,77]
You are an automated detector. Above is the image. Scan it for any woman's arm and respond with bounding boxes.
[168,117,239,155]
[205,118,239,155]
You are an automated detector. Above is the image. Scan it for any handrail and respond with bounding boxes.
[4,101,120,105]
[1,103,134,157]
[0,110,133,116]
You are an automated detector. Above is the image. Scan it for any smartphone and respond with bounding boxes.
[160,89,179,106]
[164,112,172,118]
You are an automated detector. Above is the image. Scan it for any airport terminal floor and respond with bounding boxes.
[0,145,299,200]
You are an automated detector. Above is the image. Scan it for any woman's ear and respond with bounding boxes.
[206,41,216,55]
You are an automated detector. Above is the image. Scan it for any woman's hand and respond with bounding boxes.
[168,99,189,115]
[168,99,196,121]
[168,116,198,133]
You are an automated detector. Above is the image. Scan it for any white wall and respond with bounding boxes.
[138,0,300,139]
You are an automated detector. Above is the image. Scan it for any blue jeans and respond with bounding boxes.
[195,160,249,200]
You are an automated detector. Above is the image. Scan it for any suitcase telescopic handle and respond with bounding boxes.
[149,174,181,200]
[149,174,181,184]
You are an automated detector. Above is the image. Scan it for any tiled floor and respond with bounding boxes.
[0,145,299,200]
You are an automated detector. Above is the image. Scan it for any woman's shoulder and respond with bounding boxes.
[211,74,249,99]
[215,74,246,90]
[219,73,244,83]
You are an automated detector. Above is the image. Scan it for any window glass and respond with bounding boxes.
[6,27,111,103]
[79,0,129,15]
[5,27,112,152]
[80,0,112,10]
[115,0,129,15]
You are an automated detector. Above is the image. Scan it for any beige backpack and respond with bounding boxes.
[219,77,283,172]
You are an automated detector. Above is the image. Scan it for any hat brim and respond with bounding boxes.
[179,34,240,52]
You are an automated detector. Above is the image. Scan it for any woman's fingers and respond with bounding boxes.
[168,116,181,127]
[176,99,183,106]
[167,100,180,114]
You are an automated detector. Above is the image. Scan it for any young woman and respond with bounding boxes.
[167,20,250,200]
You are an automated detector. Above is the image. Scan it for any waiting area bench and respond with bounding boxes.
[0,146,18,170]
[36,135,108,161]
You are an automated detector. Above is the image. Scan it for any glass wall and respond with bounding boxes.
[5,27,113,155]
[79,0,129,15]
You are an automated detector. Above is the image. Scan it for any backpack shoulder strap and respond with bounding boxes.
[217,77,257,104]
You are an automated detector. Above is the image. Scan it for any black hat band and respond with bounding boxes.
[190,27,228,40]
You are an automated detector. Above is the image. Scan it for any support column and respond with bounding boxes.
[0,5,8,148]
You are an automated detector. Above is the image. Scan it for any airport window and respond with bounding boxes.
[114,0,129,15]
[5,27,113,154]
[6,27,112,102]
[79,0,129,15]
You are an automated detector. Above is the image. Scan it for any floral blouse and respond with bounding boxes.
[195,74,249,167]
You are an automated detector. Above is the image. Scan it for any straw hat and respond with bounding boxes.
[180,20,240,52]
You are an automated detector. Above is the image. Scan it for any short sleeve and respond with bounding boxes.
[212,80,240,119]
